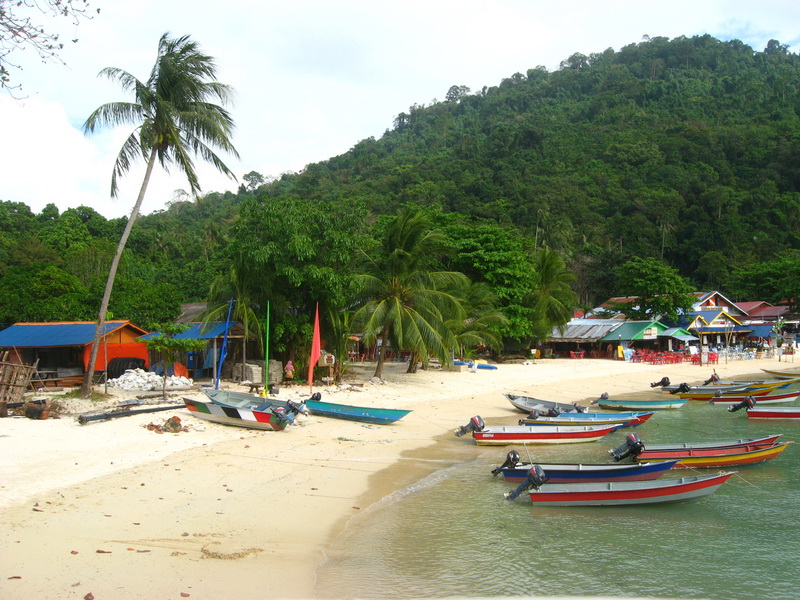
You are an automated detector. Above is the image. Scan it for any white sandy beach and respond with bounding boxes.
[0,355,797,599]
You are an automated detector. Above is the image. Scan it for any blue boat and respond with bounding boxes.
[493,452,679,484]
[305,398,411,425]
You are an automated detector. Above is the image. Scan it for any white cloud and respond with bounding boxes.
[2,0,798,219]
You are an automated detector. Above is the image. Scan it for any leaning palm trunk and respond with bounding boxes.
[373,327,390,379]
[79,148,158,396]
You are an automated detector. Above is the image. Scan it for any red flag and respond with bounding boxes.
[308,303,321,390]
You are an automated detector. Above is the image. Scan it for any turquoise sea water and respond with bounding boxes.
[315,393,800,599]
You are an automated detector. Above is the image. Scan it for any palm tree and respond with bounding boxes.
[447,281,509,360]
[354,207,468,379]
[79,33,238,396]
[528,247,577,342]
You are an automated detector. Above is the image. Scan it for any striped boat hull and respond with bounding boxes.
[183,397,292,431]
[746,407,800,419]
[473,424,618,445]
[636,442,792,468]
[500,460,678,483]
[526,473,734,506]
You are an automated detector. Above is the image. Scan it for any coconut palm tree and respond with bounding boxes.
[528,247,577,341]
[354,207,468,379]
[79,33,238,396]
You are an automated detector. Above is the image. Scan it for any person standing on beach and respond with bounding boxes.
[284,360,295,381]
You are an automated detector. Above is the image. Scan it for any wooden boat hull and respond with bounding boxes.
[504,393,585,414]
[708,390,800,404]
[304,399,411,424]
[518,412,653,428]
[636,435,782,452]
[679,381,797,400]
[595,397,688,410]
[526,473,734,506]
[473,424,618,445]
[746,407,800,419]
[499,459,678,483]
[761,368,800,380]
[636,442,792,468]
[183,397,292,431]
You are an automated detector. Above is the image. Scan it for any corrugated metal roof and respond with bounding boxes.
[140,322,235,340]
[549,319,624,342]
[599,321,667,342]
[659,327,697,341]
[0,321,145,348]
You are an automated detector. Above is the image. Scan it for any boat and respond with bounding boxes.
[745,406,800,419]
[508,472,735,506]
[453,360,497,370]
[593,394,689,410]
[504,393,588,414]
[304,398,411,424]
[635,442,793,468]
[708,389,800,405]
[517,411,654,428]
[677,381,798,401]
[608,433,782,456]
[761,367,800,379]
[491,450,678,483]
[454,416,619,445]
[203,387,309,413]
[183,397,295,431]
[607,432,791,467]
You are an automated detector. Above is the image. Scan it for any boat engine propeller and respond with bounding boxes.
[609,433,645,462]
[491,450,521,476]
[504,464,549,500]
[591,392,609,405]
[525,407,563,422]
[703,371,720,385]
[650,377,671,388]
[272,406,293,424]
[572,403,588,413]
[728,396,757,413]
[454,415,485,437]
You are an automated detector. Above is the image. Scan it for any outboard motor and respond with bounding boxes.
[454,415,485,437]
[272,406,293,424]
[527,409,542,420]
[670,382,691,395]
[703,371,720,386]
[728,396,757,413]
[310,392,322,401]
[573,403,589,413]
[547,407,563,416]
[591,392,609,405]
[650,376,671,388]
[504,465,549,500]
[286,399,308,416]
[609,433,645,462]
[491,450,521,476]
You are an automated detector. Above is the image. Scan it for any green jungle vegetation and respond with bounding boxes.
[2,34,799,372]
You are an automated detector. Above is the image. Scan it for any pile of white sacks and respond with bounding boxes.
[107,368,194,391]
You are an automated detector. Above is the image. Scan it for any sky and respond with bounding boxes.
[1,1,798,220]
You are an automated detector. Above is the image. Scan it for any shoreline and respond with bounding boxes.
[1,356,797,599]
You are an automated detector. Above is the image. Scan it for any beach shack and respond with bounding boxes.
[546,318,625,358]
[598,320,672,360]
[0,321,150,386]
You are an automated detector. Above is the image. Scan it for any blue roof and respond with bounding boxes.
[0,321,144,348]
[140,322,235,340]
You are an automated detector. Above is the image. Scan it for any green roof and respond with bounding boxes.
[599,321,668,342]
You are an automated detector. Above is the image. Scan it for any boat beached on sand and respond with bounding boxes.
[454,415,619,445]
[183,396,300,431]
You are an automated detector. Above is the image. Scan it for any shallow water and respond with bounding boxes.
[315,395,800,599]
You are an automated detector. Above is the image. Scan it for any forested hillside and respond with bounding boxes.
[1,34,799,357]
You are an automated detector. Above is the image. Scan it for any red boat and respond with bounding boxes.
[635,442,793,468]
[746,406,800,419]
[519,472,735,506]
[454,416,618,445]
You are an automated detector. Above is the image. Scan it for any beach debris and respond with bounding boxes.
[95,550,111,554]
[181,593,191,597]
[71,550,79,554]
[23,403,50,420]
[108,368,193,391]
[8,575,22,579]
[84,593,95,600]
[144,415,187,434]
